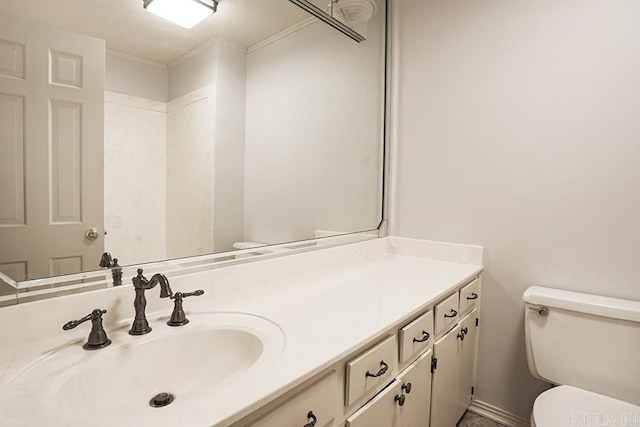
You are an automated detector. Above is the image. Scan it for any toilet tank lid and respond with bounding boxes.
[523,286,640,323]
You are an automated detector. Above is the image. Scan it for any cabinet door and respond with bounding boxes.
[396,349,432,427]
[346,378,400,427]
[457,309,478,415]
[346,350,432,427]
[430,324,462,427]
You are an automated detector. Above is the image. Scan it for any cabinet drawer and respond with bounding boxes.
[459,278,481,314]
[399,310,433,364]
[345,335,398,406]
[249,372,337,427]
[434,292,459,335]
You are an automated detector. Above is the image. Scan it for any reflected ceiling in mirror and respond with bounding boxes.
[0,0,386,293]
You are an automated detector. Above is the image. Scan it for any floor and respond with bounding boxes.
[458,411,506,427]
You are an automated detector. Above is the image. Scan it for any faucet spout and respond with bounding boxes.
[129,268,173,335]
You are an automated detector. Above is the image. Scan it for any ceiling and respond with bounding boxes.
[0,0,312,65]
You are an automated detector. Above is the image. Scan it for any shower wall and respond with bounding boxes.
[104,54,169,265]
[104,91,168,264]
[104,42,246,263]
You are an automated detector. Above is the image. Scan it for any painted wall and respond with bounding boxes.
[391,0,640,419]
[167,41,247,253]
[105,52,168,102]
[166,86,215,258]
[244,18,385,244]
[210,44,247,252]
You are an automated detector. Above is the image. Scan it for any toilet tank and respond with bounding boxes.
[523,286,640,405]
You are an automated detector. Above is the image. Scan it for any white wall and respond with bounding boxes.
[244,17,385,244]
[166,87,215,258]
[169,41,220,101]
[104,92,167,265]
[105,52,168,102]
[210,43,247,252]
[104,54,169,265]
[391,0,640,419]
[167,40,247,253]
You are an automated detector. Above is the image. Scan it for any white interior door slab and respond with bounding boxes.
[0,21,105,281]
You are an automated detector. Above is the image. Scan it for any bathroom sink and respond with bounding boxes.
[0,312,285,423]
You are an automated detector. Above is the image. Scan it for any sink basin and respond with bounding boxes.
[0,312,285,424]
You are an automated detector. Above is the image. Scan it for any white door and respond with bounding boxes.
[0,21,105,281]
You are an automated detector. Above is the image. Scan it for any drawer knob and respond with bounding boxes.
[402,382,412,394]
[412,330,430,343]
[467,292,479,300]
[365,360,389,378]
[457,332,465,341]
[303,411,317,427]
[395,394,406,406]
[462,327,468,334]
[444,309,458,319]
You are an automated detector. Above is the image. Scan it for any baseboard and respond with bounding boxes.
[468,399,530,427]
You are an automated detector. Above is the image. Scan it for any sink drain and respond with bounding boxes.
[149,392,175,408]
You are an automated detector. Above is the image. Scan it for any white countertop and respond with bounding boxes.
[0,237,483,426]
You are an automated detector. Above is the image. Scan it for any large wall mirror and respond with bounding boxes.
[0,0,386,304]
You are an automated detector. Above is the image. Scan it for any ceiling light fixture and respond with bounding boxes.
[143,0,218,29]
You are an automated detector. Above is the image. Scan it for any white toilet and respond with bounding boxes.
[523,286,640,426]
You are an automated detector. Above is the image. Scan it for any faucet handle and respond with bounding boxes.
[63,309,111,350]
[167,290,205,327]
[181,290,204,298]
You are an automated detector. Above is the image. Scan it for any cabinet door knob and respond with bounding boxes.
[303,411,317,427]
[457,332,465,341]
[412,330,430,343]
[467,292,479,300]
[461,327,468,335]
[444,309,458,319]
[402,382,412,394]
[395,394,406,406]
[365,360,389,378]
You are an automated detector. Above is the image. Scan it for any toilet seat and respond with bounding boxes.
[532,385,640,427]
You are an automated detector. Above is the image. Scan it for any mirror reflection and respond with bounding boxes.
[0,0,386,295]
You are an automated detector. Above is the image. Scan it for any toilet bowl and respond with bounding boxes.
[531,386,640,427]
[523,286,640,427]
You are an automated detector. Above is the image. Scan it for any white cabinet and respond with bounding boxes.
[430,309,479,427]
[346,350,433,427]
[236,275,482,427]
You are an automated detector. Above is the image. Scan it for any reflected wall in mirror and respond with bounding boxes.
[0,0,386,296]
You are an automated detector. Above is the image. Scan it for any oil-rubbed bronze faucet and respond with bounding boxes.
[167,290,205,326]
[129,268,172,335]
[63,309,111,350]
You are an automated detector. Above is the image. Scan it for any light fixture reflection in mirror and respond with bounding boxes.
[143,0,219,29]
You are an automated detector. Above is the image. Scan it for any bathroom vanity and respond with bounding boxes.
[0,237,483,426]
